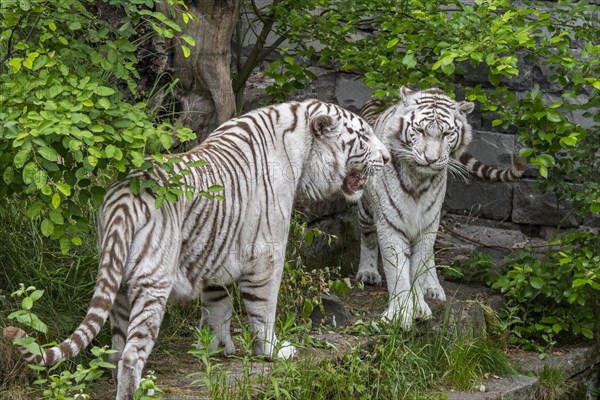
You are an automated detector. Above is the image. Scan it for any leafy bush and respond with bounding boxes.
[492,231,600,351]
[0,0,196,252]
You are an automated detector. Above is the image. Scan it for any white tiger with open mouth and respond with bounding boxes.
[5,99,390,400]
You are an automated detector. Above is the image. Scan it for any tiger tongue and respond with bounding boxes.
[347,173,367,192]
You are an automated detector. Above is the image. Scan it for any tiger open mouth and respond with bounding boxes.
[343,170,368,194]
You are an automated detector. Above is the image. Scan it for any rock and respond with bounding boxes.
[445,180,514,221]
[310,294,354,327]
[335,73,374,113]
[512,180,582,227]
[447,375,539,400]
[435,217,530,265]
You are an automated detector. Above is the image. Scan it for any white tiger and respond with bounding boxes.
[5,99,390,400]
[356,87,525,329]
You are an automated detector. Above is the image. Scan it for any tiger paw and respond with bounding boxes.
[203,336,236,357]
[415,300,432,321]
[276,340,296,359]
[356,270,383,286]
[423,284,446,301]
[381,305,414,330]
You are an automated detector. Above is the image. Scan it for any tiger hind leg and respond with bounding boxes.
[199,284,236,356]
[116,286,170,400]
[114,224,178,399]
[109,290,130,383]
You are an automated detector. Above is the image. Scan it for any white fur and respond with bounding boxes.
[357,88,474,329]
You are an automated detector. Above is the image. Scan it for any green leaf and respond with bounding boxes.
[97,98,111,110]
[19,0,31,11]
[3,167,15,184]
[441,61,455,75]
[68,21,82,30]
[8,57,23,73]
[559,136,577,147]
[26,200,43,218]
[181,34,196,46]
[37,146,58,162]
[56,183,72,196]
[402,53,417,68]
[94,86,115,96]
[22,297,33,311]
[207,184,224,193]
[29,290,44,302]
[49,210,64,225]
[22,162,38,184]
[41,218,55,237]
[530,277,543,289]
[22,52,39,69]
[386,38,399,49]
[182,45,191,58]
[130,177,140,195]
[60,237,71,254]
[52,193,61,208]
[545,109,562,122]
[105,144,117,158]
[14,147,30,169]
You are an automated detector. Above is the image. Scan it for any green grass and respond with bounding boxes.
[535,365,568,400]
[188,307,516,400]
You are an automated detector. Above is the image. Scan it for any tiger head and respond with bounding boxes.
[382,86,474,175]
[299,100,390,202]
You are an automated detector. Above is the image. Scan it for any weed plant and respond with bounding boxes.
[535,365,568,400]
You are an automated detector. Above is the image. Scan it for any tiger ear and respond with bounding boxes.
[399,86,415,106]
[458,101,475,115]
[310,114,338,136]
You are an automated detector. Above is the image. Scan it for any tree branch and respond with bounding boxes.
[0,14,26,65]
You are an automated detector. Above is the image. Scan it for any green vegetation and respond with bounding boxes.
[492,231,600,351]
[2,0,600,397]
[188,310,515,399]
[535,365,568,400]
[0,0,197,253]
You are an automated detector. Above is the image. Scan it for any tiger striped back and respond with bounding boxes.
[5,99,389,400]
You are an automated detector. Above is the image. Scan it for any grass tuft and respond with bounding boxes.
[535,365,568,400]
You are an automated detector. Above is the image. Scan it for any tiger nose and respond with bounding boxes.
[425,154,438,164]
[382,153,391,165]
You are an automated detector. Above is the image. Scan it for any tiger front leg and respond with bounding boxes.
[356,200,382,286]
[411,229,446,305]
[199,284,236,356]
[378,229,417,330]
[239,259,295,360]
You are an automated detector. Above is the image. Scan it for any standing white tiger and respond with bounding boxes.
[5,100,390,400]
[356,87,525,329]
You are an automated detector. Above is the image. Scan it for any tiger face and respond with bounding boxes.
[301,101,390,202]
[383,87,474,175]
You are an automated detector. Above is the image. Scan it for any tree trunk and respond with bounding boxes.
[169,0,241,145]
